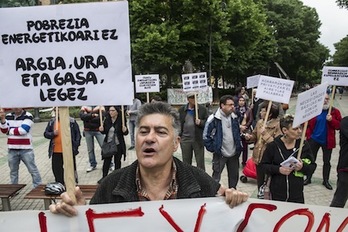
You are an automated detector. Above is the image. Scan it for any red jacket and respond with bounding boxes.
[306,107,342,149]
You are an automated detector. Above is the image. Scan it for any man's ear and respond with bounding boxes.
[173,136,181,151]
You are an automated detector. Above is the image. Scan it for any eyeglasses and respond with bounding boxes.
[109,109,116,112]
[224,103,234,106]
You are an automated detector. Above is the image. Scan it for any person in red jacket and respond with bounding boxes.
[304,94,342,190]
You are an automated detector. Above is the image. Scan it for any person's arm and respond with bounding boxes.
[43,120,55,139]
[202,115,216,153]
[0,110,9,134]
[327,108,342,130]
[49,186,86,217]
[196,105,208,128]
[217,186,248,208]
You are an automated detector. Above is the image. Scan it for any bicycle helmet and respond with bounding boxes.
[44,182,66,195]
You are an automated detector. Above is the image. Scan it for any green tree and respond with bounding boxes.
[258,0,329,89]
[332,35,348,66]
[129,0,231,89]
[222,0,276,87]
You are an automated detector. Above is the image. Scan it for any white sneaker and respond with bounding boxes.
[86,166,96,173]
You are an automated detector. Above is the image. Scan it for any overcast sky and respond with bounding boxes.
[301,0,348,55]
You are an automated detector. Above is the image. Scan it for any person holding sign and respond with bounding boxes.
[203,95,242,189]
[330,116,348,207]
[79,106,106,173]
[43,109,81,185]
[304,94,342,190]
[260,115,316,203]
[50,102,248,216]
[126,97,142,150]
[244,104,282,190]
[0,108,42,188]
[178,92,208,171]
[98,106,128,183]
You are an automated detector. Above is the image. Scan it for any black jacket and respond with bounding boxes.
[90,157,220,204]
[337,116,348,172]
[260,136,316,203]
[100,114,128,160]
[43,118,81,158]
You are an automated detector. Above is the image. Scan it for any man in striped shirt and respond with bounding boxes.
[0,108,42,188]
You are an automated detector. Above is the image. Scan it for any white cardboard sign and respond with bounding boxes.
[246,75,261,89]
[255,75,294,103]
[293,83,328,127]
[1,197,348,231]
[321,66,348,86]
[135,74,160,93]
[167,87,213,105]
[182,72,208,92]
[0,2,133,107]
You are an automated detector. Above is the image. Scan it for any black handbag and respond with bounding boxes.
[101,132,117,158]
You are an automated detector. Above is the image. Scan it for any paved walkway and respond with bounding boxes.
[0,93,347,211]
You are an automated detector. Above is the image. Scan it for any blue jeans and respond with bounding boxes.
[128,120,136,147]
[8,149,42,188]
[84,131,104,167]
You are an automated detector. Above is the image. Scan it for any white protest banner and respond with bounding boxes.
[255,75,294,103]
[167,87,212,105]
[293,83,328,128]
[135,74,160,93]
[246,74,261,89]
[321,66,348,86]
[0,2,133,108]
[182,72,208,92]
[1,197,348,231]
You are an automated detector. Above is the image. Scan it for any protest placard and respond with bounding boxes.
[255,75,294,103]
[246,75,261,89]
[321,66,348,86]
[167,88,212,105]
[293,83,328,128]
[135,74,160,93]
[181,72,208,92]
[0,2,134,108]
[1,197,348,231]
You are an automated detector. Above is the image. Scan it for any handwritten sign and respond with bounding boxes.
[1,198,348,231]
[135,74,159,93]
[182,72,208,92]
[246,75,261,89]
[321,66,348,86]
[255,75,294,103]
[293,83,328,127]
[167,88,212,105]
[0,2,133,107]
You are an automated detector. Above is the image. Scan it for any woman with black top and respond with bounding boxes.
[260,115,316,203]
[99,106,128,182]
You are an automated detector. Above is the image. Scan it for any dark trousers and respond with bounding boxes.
[52,153,77,185]
[180,141,205,171]
[330,172,348,208]
[212,153,239,189]
[102,153,122,178]
[241,138,248,165]
[307,138,332,181]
